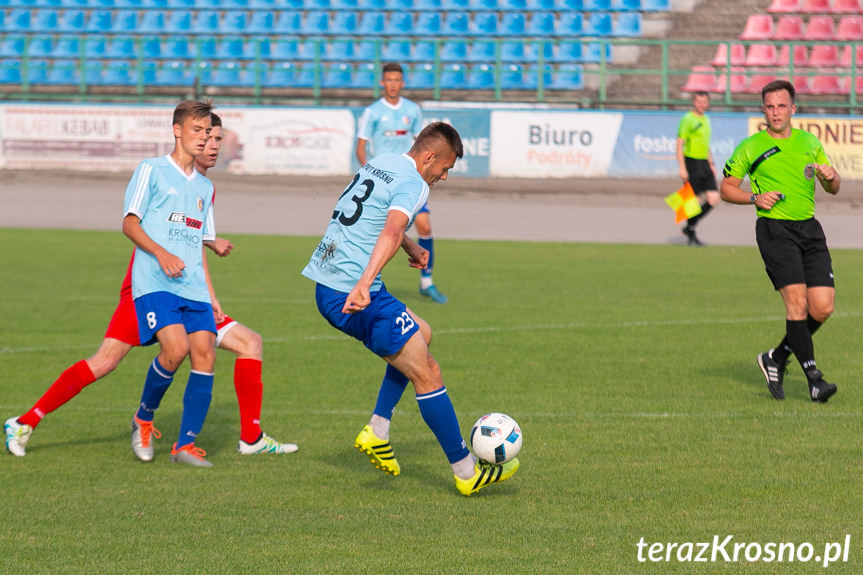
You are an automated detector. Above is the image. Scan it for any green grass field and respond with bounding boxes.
[2,228,863,574]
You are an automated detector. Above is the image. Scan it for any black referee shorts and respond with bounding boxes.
[684,157,717,194]
[755,217,834,290]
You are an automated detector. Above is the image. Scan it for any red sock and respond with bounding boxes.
[234,358,263,444]
[18,360,97,428]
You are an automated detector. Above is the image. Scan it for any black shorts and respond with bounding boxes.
[755,217,834,290]
[684,157,717,194]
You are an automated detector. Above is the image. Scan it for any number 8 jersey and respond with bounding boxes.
[302,153,429,294]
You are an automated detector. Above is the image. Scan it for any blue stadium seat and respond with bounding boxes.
[82,62,104,85]
[441,0,468,7]
[467,63,495,89]
[190,36,217,59]
[549,63,584,89]
[527,39,554,61]
[278,0,304,7]
[610,0,639,8]
[50,35,79,57]
[641,0,668,10]
[0,60,22,85]
[612,12,642,36]
[500,0,528,9]
[584,12,612,35]
[302,11,329,34]
[412,40,437,61]
[439,63,467,89]
[220,10,247,34]
[263,61,295,86]
[271,37,302,60]
[355,39,378,60]
[25,59,49,84]
[527,11,555,36]
[4,10,32,32]
[86,10,112,32]
[220,0,250,8]
[138,11,165,34]
[384,12,413,35]
[293,63,316,88]
[407,63,435,89]
[558,12,583,36]
[469,0,496,9]
[332,0,359,8]
[299,38,324,60]
[353,61,376,87]
[582,40,612,62]
[153,61,189,86]
[165,11,192,34]
[216,36,244,59]
[33,9,59,31]
[141,36,161,58]
[250,0,276,6]
[109,10,138,33]
[114,0,144,6]
[499,63,524,89]
[84,37,107,57]
[442,12,469,35]
[322,39,355,60]
[500,12,526,35]
[524,0,553,9]
[322,62,352,88]
[414,0,441,8]
[192,10,220,34]
[331,11,358,34]
[27,35,54,58]
[523,63,552,89]
[582,0,609,8]
[469,12,499,36]
[210,61,243,86]
[556,0,582,7]
[275,12,301,34]
[45,59,78,85]
[385,0,412,8]
[382,39,411,61]
[305,0,330,8]
[500,39,527,61]
[0,36,26,58]
[106,35,136,58]
[142,0,167,8]
[162,36,192,59]
[440,39,468,62]
[467,39,496,62]
[244,37,270,59]
[167,0,196,7]
[248,11,274,33]
[102,60,136,85]
[358,11,384,35]
[191,61,213,85]
[414,11,441,36]
[91,0,116,7]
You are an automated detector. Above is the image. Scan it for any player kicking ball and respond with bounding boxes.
[303,122,518,495]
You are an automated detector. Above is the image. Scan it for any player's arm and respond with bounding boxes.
[342,210,410,314]
[201,244,224,323]
[720,175,782,209]
[401,235,429,270]
[815,164,840,195]
[355,138,369,166]
[676,137,688,181]
[204,237,234,257]
[122,214,185,278]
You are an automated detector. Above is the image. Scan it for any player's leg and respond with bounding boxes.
[217,320,297,454]
[415,207,447,304]
[682,160,717,246]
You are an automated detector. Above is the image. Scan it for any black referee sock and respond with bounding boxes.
[772,315,822,365]
[784,319,817,375]
[686,202,713,228]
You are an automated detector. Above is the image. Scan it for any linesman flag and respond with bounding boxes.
[664,182,702,224]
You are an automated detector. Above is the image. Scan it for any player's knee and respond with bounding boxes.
[811,302,834,323]
[240,330,264,359]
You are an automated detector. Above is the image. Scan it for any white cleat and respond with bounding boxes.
[5,417,33,457]
[131,415,161,462]
[238,433,298,455]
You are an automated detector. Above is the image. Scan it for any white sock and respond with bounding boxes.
[452,453,477,480]
[420,276,433,290]
[369,414,390,440]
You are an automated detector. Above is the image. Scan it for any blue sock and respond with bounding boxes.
[416,386,470,464]
[135,358,175,422]
[176,370,214,448]
[373,365,409,420]
[418,236,434,279]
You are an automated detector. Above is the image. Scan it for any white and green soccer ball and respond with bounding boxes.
[469,413,522,464]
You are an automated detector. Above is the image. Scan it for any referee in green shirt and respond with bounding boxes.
[677,91,719,246]
[720,80,839,403]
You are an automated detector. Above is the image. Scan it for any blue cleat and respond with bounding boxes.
[419,284,448,304]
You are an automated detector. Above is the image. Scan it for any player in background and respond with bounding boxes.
[676,91,719,246]
[720,80,839,403]
[304,122,519,496]
[355,62,448,304]
[5,113,297,459]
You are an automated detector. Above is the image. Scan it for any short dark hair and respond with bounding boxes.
[210,112,222,128]
[173,100,213,126]
[382,62,404,76]
[413,122,463,159]
[693,91,709,99]
[761,80,795,104]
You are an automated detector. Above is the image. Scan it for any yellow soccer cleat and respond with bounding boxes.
[354,425,400,476]
[455,458,520,496]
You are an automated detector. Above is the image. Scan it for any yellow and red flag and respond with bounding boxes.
[664,182,702,224]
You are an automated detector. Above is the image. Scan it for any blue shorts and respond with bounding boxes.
[315,283,420,357]
[417,201,430,215]
[134,291,217,346]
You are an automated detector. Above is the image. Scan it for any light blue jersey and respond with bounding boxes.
[357,97,423,156]
[123,155,215,303]
[302,153,429,293]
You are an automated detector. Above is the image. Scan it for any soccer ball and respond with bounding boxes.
[469,413,522,464]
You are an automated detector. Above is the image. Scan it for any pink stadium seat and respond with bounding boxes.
[714,67,747,93]
[767,0,801,12]
[747,74,779,93]
[807,74,844,94]
[839,44,863,65]
[792,75,812,93]
[835,15,863,39]
[739,14,774,40]
[682,66,716,92]
[831,0,863,12]
[773,15,805,39]
[745,43,777,66]
[808,43,840,66]
[804,15,836,39]
[777,44,809,66]
[711,43,746,66]
[801,0,830,12]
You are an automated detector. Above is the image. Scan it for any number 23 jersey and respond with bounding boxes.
[302,153,429,293]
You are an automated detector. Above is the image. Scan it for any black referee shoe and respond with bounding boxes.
[757,349,786,400]
[806,369,837,403]
[682,225,704,247]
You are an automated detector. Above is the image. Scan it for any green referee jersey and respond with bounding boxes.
[677,111,711,159]
[723,128,830,221]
